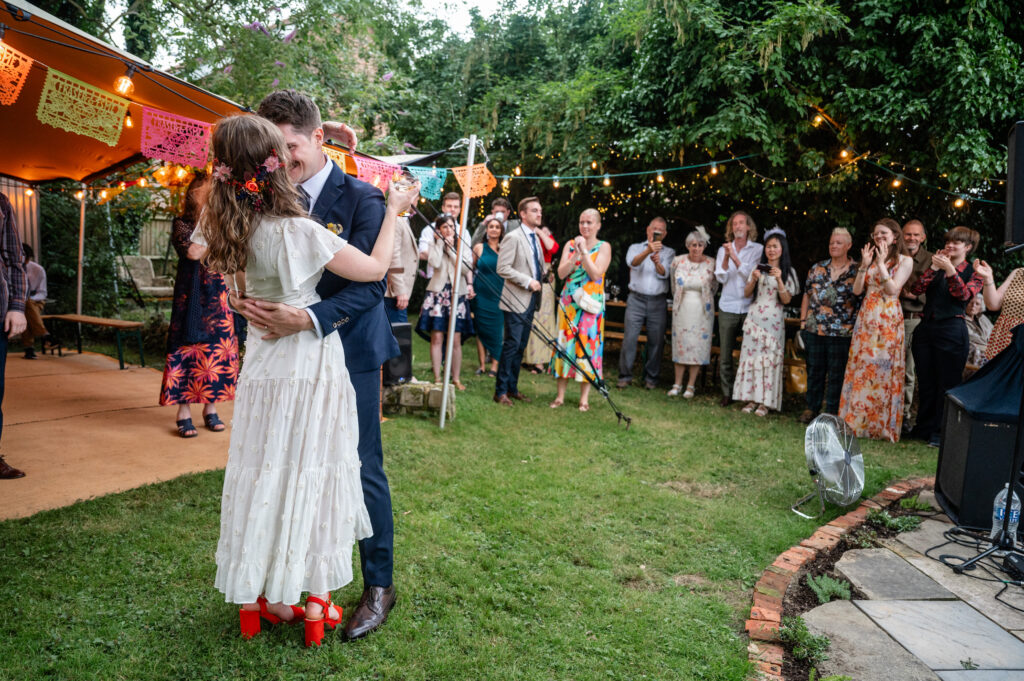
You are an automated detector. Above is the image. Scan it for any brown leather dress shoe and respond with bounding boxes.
[510,392,531,403]
[719,396,731,408]
[0,456,25,479]
[493,394,514,406]
[344,585,396,641]
[798,409,817,425]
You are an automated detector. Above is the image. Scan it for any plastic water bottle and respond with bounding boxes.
[990,483,1021,548]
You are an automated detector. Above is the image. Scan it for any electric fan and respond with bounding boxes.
[791,414,865,519]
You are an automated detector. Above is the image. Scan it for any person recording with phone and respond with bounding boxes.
[617,217,675,390]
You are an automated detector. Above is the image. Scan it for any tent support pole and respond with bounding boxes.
[76,183,85,316]
[440,134,476,429]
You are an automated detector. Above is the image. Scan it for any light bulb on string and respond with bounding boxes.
[590,160,598,170]
[839,147,850,159]
[892,176,903,188]
[813,114,823,126]
[710,162,718,175]
[602,174,610,186]
[514,165,521,176]
[124,112,133,128]
[24,188,33,197]
[99,189,108,200]
[656,171,664,183]
[138,178,148,188]
[553,176,560,189]
[74,190,85,200]
[501,176,509,189]
[954,196,965,209]
[114,64,137,96]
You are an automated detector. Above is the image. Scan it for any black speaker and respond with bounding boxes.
[383,322,413,386]
[935,395,1024,532]
[1006,121,1024,245]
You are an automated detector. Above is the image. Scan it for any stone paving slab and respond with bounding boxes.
[856,600,1024,671]
[836,548,955,600]
[804,600,940,681]
[937,672,1024,681]
[897,519,1024,630]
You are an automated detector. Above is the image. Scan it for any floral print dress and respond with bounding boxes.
[550,242,605,381]
[732,269,799,410]
[838,264,905,441]
[670,256,717,365]
[159,216,239,405]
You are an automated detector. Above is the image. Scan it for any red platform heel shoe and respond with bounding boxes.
[304,594,342,647]
[239,595,305,639]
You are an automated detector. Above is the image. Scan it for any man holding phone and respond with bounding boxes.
[618,217,675,389]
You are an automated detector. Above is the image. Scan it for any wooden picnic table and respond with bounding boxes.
[41,314,145,369]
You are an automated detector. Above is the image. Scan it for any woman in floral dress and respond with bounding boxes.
[549,209,611,411]
[160,172,239,437]
[668,226,716,398]
[732,228,799,416]
[838,218,913,441]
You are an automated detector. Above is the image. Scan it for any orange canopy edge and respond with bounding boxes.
[0,0,248,184]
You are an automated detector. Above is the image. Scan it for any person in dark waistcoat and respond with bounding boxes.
[907,226,985,447]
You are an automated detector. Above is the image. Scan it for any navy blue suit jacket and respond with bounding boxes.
[309,160,399,373]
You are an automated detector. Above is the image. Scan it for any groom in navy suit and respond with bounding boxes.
[240,90,399,640]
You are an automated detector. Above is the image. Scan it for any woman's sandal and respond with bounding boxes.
[203,413,226,432]
[549,399,564,409]
[176,418,198,438]
[683,385,696,399]
[667,384,682,397]
[304,594,342,647]
[741,402,756,414]
[239,596,305,639]
[755,405,770,417]
[454,381,466,391]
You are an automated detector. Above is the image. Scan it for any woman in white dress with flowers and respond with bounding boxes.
[732,229,799,416]
[668,226,717,398]
[193,115,416,647]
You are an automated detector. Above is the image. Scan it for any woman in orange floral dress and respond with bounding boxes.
[838,218,913,442]
[159,173,240,437]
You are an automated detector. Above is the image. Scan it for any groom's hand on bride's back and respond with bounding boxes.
[231,297,314,340]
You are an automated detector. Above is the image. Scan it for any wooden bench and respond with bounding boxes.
[41,314,145,369]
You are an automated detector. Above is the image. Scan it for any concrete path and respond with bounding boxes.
[805,492,1024,680]
[0,351,231,520]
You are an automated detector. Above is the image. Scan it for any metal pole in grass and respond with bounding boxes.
[439,134,476,428]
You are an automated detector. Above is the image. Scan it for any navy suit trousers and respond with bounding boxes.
[349,367,394,587]
[495,293,537,397]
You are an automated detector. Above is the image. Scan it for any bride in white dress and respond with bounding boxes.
[192,114,416,646]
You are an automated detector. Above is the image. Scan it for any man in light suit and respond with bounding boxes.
[239,90,399,640]
[494,196,545,406]
[384,216,419,324]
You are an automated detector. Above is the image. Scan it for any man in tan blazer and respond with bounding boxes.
[494,196,545,405]
[384,216,419,324]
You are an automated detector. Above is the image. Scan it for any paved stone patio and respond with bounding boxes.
[803,493,1024,680]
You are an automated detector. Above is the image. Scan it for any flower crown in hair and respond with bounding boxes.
[211,149,282,212]
[763,226,787,240]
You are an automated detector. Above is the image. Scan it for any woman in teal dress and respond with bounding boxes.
[472,217,505,376]
[550,209,612,411]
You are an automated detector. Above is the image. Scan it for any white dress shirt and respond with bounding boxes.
[26,260,46,301]
[625,241,676,296]
[301,154,338,336]
[299,154,333,215]
[715,240,763,314]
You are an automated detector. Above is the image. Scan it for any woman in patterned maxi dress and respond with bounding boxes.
[732,230,799,415]
[838,218,913,442]
[549,209,612,412]
[668,226,717,398]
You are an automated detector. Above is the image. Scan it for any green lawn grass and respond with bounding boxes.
[0,332,936,680]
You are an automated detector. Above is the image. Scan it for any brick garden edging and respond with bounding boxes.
[745,476,936,681]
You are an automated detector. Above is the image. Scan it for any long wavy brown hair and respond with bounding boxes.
[201,114,305,273]
[872,217,908,266]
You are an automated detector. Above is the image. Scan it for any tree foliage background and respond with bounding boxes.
[35,0,1024,292]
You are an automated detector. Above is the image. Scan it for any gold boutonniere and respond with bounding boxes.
[325,222,344,235]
